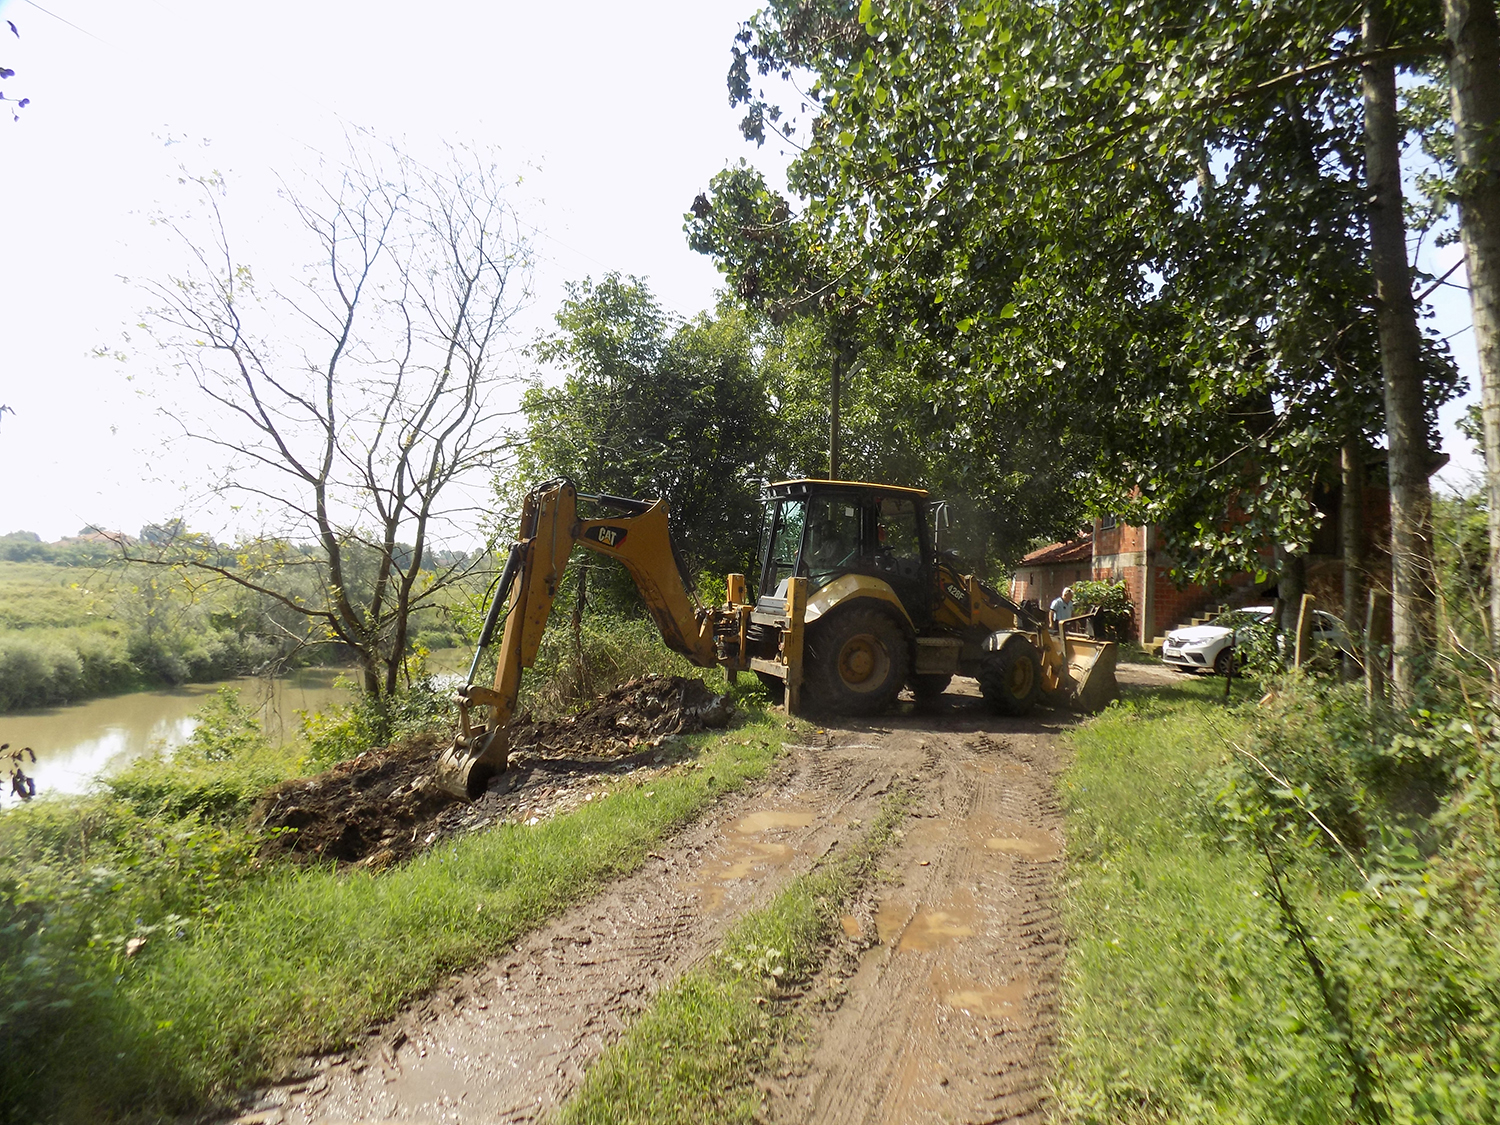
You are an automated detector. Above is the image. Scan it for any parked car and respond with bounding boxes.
[1161,605,1351,675]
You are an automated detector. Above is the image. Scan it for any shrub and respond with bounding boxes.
[0,635,83,709]
[302,674,457,769]
[106,689,296,821]
[514,611,699,721]
[1071,579,1134,641]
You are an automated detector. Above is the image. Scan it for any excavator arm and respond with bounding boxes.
[436,479,721,797]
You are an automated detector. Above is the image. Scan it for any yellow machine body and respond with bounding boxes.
[437,477,1118,798]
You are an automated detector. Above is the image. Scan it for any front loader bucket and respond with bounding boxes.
[1063,637,1118,713]
[434,723,509,800]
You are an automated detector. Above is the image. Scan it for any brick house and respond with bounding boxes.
[1010,477,1391,645]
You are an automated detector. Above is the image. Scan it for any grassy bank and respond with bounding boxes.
[1,674,786,1122]
[558,792,909,1125]
[0,559,281,711]
[1055,675,1500,1124]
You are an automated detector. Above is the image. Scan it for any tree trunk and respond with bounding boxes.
[1342,438,1367,679]
[1364,4,1439,700]
[1278,547,1307,638]
[1444,0,1500,652]
[361,658,381,697]
[572,565,589,700]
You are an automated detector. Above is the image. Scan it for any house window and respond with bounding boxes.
[1099,514,1118,530]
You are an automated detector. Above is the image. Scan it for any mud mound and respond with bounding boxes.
[508,674,733,758]
[251,676,733,867]
[252,732,459,866]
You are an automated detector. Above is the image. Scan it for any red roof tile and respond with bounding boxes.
[1018,538,1092,566]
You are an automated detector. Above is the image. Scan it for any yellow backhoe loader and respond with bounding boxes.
[436,477,1117,798]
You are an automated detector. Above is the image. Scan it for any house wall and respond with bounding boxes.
[1010,557,1092,611]
[1012,480,1393,646]
[1089,521,1254,642]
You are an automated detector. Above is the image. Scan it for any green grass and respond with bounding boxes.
[557,792,910,1125]
[0,560,120,632]
[1054,680,1362,1123]
[6,706,790,1122]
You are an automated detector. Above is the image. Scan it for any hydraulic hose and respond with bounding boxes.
[465,541,524,686]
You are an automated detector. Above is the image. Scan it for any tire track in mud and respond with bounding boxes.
[233,663,1123,1125]
[766,694,1072,1125]
[237,728,922,1125]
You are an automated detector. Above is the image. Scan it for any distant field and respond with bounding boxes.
[0,560,122,632]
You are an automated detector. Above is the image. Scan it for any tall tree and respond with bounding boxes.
[698,0,1459,676]
[517,275,777,581]
[133,142,531,696]
[1365,0,1441,695]
[1442,0,1500,649]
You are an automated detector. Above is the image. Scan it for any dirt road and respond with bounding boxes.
[240,667,1165,1124]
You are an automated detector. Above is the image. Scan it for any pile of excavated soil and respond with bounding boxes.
[506,674,734,758]
[251,675,733,868]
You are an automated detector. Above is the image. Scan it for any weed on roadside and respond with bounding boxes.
[1056,672,1500,1125]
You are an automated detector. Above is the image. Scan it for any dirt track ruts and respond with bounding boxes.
[233,667,1168,1124]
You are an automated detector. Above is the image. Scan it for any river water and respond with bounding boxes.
[1,668,355,805]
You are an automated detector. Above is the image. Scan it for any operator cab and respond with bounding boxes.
[754,479,934,623]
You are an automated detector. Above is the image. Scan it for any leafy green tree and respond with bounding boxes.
[516,275,777,583]
[757,316,1091,570]
[695,0,1461,693]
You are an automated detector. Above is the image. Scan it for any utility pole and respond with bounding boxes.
[829,348,842,480]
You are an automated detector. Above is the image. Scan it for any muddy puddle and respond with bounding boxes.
[683,805,816,910]
[972,816,1062,861]
[875,899,980,952]
[933,967,1031,1022]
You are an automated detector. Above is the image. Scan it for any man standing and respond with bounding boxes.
[1050,586,1074,632]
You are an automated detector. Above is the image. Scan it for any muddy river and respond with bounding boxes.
[0,668,355,804]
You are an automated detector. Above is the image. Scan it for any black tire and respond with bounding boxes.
[755,670,786,704]
[805,606,910,716]
[1213,648,1236,676]
[978,640,1043,716]
[911,673,953,701]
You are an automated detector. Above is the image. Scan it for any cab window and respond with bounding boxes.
[803,496,863,589]
[760,499,805,599]
[873,496,923,580]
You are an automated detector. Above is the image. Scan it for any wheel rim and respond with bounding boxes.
[1005,655,1035,698]
[836,633,891,693]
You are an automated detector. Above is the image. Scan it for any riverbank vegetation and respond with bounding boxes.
[0,554,484,714]
[0,649,780,1122]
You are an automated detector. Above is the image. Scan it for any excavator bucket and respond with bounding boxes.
[1062,636,1118,713]
[435,717,508,800]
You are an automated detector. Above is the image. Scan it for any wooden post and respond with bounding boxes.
[1294,593,1315,668]
[784,576,808,714]
[1366,588,1392,704]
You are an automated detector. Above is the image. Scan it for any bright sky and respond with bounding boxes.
[0,0,1484,545]
[0,0,791,543]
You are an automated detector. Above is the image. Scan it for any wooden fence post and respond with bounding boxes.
[1294,593,1316,669]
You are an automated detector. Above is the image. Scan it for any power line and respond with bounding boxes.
[20,0,107,43]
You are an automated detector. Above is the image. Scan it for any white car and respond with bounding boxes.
[1161,605,1351,675]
